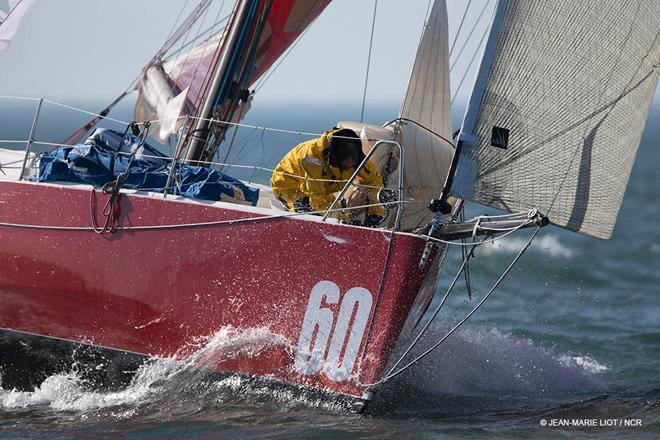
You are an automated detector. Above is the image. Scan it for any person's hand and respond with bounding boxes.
[364,214,383,227]
[293,196,313,213]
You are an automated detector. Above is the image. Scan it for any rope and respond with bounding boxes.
[100,149,385,187]
[90,122,151,233]
[0,199,416,232]
[163,0,192,45]
[0,194,532,248]
[0,96,41,102]
[162,15,231,63]
[0,95,375,140]
[41,99,130,126]
[459,206,473,300]
[363,226,541,388]
[360,0,378,123]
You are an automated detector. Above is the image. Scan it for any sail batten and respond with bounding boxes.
[451,0,660,239]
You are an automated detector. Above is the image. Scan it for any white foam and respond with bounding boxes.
[559,355,608,374]
[0,324,607,413]
[0,326,293,412]
[479,234,574,259]
[0,367,164,411]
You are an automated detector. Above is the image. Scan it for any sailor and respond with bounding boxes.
[271,128,385,227]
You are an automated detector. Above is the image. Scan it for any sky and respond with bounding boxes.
[0,0,495,106]
[0,0,658,111]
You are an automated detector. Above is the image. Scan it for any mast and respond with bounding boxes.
[183,0,258,163]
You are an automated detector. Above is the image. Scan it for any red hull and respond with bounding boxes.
[0,180,431,400]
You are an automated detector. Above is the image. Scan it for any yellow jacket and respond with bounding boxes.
[271,130,385,217]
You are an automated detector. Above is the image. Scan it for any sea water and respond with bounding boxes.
[0,99,658,439]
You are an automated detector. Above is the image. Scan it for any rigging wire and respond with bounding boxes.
[448,0,472,57]
[363,226,542,388]
[254,20,315,92]
[166,0,219,94]
[384,235,485,378]
[156,0,215,60]
[162,15,231,63]
[177,0,229,109]
[360,0,379,123]
[450,20,490,106]
[164,0,192,44]
[450,0,492,72]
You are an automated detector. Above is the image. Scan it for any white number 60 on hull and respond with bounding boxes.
[295,281,373,382]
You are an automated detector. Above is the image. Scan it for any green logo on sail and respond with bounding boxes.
[491,126,509,149]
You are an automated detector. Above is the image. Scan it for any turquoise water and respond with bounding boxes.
[0,99,658,438]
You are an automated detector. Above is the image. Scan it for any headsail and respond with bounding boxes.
[450,0,660,239]
[398,0,453,230]
[0,0,35,51]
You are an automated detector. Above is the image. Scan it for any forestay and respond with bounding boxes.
[399,0,453,230]
[450,0,660,239]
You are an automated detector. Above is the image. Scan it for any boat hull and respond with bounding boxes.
[0,180,431,401]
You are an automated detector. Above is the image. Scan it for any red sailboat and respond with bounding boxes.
[0,0,657,411]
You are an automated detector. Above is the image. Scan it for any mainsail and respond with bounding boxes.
[450,0,660,239]
[398,0,453,230]
[0,0,35,51]
[134,0,331,145]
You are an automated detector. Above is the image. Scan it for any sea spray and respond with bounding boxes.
[369,325,607,415]
[1,324,607,417]
[479,234,575,259]
[0,326,294,413]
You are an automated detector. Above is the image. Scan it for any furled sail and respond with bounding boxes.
[0,0,35,51]
[450,0,660,239]
[398,0,453,230]
[134,0,331,144]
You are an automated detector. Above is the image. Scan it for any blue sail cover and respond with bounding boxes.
[38,129,259,205]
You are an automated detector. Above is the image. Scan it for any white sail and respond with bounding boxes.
[398,0,453,230]
[0,0,35,51]
[133,64,192,144]
[451,0,660,239]
[133,31,223,144]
